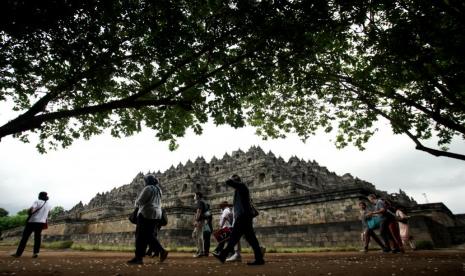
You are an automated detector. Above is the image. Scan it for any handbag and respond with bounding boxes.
[367,216,381,229]
[43,220,48,230]
[213,227,232,243]
[128,207,139,224]
[250,199,259,218]
[202,222,211,234]
[159,208,168,226]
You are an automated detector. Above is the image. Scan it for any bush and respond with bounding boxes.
[71,243,133,252]
[43,240,74,249]
[415,240,434,250]
[0,215,27,231]
[49,206,65,220]
[0,208,8,217]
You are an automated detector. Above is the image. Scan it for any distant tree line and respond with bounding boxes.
[0,206,64,232]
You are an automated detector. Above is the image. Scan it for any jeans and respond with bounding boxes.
[192,223,204,254]
[203,218,213,254]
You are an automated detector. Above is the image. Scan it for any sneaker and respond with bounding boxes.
[32,254,39,258]
[260,246,266,258]
[159,250,168,262]
[247,259,265,265]
[212,252,226,264]
[193,253,204,258]
[10,253,20,258]
[391,248,400,254]
[127,258,143,265]
[382,248,391,253]
[226,253,242,262]
[360,248,368,253]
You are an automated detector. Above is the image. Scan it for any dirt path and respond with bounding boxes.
[1,247,464,276]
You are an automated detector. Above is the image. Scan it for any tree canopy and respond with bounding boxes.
[49,206,65,220]
[0,209,27,231]
[0,208,8,218]
[0,0,464,160]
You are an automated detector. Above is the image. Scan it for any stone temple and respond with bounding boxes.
[4,146,465,248]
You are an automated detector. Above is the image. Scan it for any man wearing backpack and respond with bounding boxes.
[192,192,212,257]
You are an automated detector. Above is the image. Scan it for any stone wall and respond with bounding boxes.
[0,189,404,248]
[409,203,456,227]
[455,214,465,226]
[3,188,461,249]
[255,221,362,247]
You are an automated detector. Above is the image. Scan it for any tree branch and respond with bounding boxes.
[0,27,239,141]
[0,97,188,139]
[331,73,465,136]
[348,85,465,161]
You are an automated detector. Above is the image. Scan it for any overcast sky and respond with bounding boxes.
[1,119,464,215]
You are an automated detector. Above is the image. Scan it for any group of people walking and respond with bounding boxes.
[359,194,416,253]
[11,178,417,264]
[129,173,265,265]
[10,174,266,266]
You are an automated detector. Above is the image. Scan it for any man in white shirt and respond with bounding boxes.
[213,201,246,262]
[213,201,233,254]
[12,192,52,258]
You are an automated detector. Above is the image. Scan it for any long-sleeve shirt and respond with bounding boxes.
[225,179,252,219]
[135,185,162,219]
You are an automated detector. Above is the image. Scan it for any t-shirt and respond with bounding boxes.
[374,199,385,212]
[29,200,52,223]
[374,199,394,220]
[198,200,211,215]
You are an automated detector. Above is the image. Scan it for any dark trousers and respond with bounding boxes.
[220,216,263,261]
[214,240,227,253]
[388,221,403,250]
[379,218,391,250]
[203,218,213,254]
[146,226,161,256]
[380,218,399,250]
[364,228,385,250]
[215,241,234,256]
[135,215,164,259]
[16,222,44,256]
